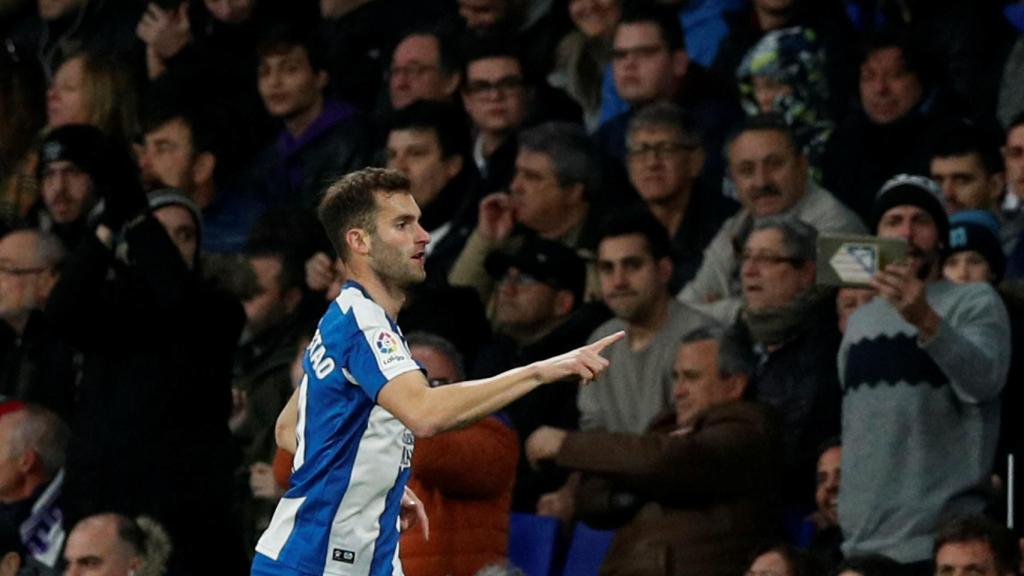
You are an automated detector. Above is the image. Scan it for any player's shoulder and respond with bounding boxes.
[310,285,390,358]
[331,283,391,330]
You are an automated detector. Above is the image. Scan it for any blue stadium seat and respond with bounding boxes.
[508,512,561,576]
[781,508,817,548]
[560,522,615,576]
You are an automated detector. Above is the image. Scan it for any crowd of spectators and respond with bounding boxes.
[2,0,1024,574]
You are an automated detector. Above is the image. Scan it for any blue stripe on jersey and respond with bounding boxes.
[370,467,411,576]
[255,280,421,575]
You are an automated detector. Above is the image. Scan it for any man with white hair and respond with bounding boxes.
[0,402,69,571]
[0,229,74,418]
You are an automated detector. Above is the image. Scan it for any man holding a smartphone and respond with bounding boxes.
[837,174,1011,576]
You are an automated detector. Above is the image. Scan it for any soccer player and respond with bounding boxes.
[251,168,622,576]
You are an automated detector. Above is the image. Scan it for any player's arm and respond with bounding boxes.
[275,387,300,453]
[378,331,624,438]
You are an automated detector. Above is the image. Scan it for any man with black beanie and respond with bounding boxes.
[33,125,106,249]
[837,174,1011,575]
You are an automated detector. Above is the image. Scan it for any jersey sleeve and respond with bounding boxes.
[347,299,421,401]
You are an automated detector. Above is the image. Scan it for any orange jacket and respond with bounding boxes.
[400,415,519,576]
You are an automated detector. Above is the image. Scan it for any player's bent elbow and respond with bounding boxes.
[404,414,446,439]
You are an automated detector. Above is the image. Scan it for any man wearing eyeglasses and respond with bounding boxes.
[388,29,461,111]
[625,102,738,290]
[461,41,531,197]
[734,217,842,513]
[0,229,76,419]
[475,235,606,513]
[678,115,863,324]
[449,121,600,305]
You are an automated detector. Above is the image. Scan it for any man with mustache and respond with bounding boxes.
[677,115,863,324]
[838,174,1011,574]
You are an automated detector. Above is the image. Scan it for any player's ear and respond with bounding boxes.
[346,227,371,256]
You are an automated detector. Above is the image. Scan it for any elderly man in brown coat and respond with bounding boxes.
[527,326,781,576]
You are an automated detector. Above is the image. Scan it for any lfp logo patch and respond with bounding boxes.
[376,331,400,355]
[374,329,408,367]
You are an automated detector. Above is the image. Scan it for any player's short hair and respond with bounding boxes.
[318,168,411,260]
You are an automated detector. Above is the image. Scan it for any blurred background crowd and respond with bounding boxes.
[2,0,1024,575]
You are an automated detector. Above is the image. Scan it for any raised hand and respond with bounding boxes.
[305,251,336,292]
[136,2,191,59]
[477,192,515,242]
[870,261,940,338]
[533,330,625,386]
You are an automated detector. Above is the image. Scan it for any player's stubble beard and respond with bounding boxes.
[369,231,426,289]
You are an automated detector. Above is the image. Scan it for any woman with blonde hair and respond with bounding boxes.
[47,50,139,145]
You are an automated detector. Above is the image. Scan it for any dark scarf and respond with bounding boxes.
[743,285,831,347]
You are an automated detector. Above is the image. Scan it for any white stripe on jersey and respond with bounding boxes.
[293,375,308,471]
[256,496,306,560]
[391,538,403,576]
[322,404,408,575]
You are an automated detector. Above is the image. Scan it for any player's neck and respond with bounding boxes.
[353,269,407,319]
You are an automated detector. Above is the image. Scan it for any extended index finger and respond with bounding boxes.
[586,330,625,355]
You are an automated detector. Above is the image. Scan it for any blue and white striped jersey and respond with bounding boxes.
[254,281,422,576]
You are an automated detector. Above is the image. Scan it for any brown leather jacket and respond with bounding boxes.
[557,401,782,576]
